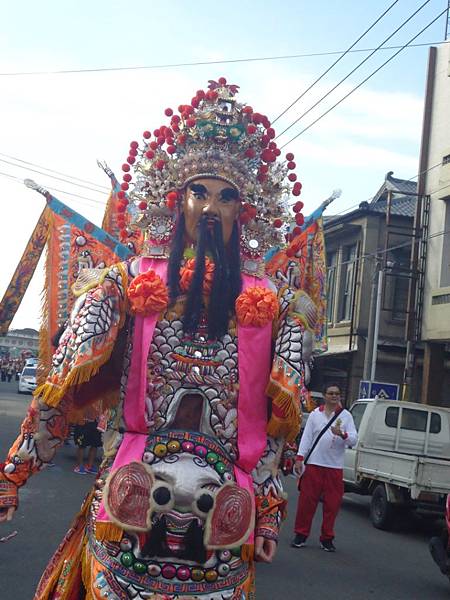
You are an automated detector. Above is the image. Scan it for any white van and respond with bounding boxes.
[343,398,450,529]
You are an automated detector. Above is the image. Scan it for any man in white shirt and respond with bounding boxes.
[292,384,357,552]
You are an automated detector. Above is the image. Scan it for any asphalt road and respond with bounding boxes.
[0,381,448,599]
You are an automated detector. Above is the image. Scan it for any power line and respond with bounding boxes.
[276,0,433,140]
[271,0,401,125]
[0,152,109,191]
[0,171,107,206]
[0,157,109,195]
[0,41,447,77]
[280,6,448,149]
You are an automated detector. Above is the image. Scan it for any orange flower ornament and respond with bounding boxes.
[179,257,215,295]
[236,287,278,327]
[127,270,168,316]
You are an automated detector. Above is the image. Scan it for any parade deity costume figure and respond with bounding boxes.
[0,78,324,600]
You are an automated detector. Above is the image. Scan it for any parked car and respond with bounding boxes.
[343,398,450,529]
[18,366,37,394]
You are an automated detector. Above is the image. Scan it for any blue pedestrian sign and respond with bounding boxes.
[359,380,399,400]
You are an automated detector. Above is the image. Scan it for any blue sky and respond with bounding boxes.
[0,0,448,328]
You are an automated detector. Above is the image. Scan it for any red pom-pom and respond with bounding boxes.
[261,149,276,163]
[268,141,277,150]
[273,218,283,228]
[286,152,294,161]
[287,161,296,170]
[243,106,253,114]
[167,145,176,155]
[245,148,256,158]
[257,173,267,183]
[262,117,271,129]
[157,136,165,146]
[288,173,297,182]
[129,148,138,157]
[186,118,196,128]
[121,182,129,191]
[292,226,302,236]
[150,141,158,150]
[177,134,187,145]
[165,137,174,145]
[138,201,148,210]
[191,97,199,108]
[122,163,130,172]
[153,129,160,137]
[293,201,304,212]
[292,188,302,197]
[123,173,132,182]
[171,123,180,133]
[274,148,281,156]
[267,128,276,139]
[171,114,181,124]
[261,134,270,146]
[117,191,126,200]
[247,124,257,134]
[259,164,269,174]
[295,213,304,226]
[145,150,155,159]
[117,202,127,213]
[143,131,151,139]
[166,190,178,210]
[218,77,227,85]
[130,141,139,149]
[196,90,206,100]
[210,90,219,100]
[164,108,173,117]
[248,205,257,219]
[156,159,165,170]
[252,113,262,124]
[127,155,136,165]
[178,104,184,113]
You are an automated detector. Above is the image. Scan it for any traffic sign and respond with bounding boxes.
[359,380,400,400]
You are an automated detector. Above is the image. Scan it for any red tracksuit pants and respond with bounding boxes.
[294,464,344,541]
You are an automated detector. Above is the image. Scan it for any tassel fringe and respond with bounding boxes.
[266,379,300,443]
[95,521,123,542]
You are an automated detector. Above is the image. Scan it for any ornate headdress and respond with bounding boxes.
[117,78,304,267]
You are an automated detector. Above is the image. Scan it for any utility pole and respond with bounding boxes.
[446,0,450,40]
[363,256,381,380]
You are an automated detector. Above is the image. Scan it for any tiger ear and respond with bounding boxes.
[103,461,155,532]
[203,483,254,550]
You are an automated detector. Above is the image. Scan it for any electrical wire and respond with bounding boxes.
[280,6,449,149]
[0,152,109,191]
[0,157,109,195]
[271,0,401,125]
[0,42,447,77]
[276,0,432,140]
[0,171,108,206]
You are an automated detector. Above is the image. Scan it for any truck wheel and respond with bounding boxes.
[370,484,396,530]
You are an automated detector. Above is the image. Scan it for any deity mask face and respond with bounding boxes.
[182,177,240,246]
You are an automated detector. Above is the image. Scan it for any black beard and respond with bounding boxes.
[167,215,241,340]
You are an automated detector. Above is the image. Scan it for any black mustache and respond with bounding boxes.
[141,515,206,563]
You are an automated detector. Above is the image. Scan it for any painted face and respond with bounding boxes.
[182,177,240,245]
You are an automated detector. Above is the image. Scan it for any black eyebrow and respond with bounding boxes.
[189,183,207,194]
[220,187,239,201]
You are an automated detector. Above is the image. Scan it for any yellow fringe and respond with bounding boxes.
[34,341,116,408]
[266,379,301,443]
[95,521,123,542]
[241,543,254,562]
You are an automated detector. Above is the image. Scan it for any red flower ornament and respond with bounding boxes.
[179,257,215,295]
[127,270,168,316]
[236,287,278,327]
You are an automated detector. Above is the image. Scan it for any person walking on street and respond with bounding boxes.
[292,384,357,552]
[73,419,102,475]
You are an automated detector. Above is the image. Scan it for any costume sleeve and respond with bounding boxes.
[0,264,128,505]
[252,437,287,542]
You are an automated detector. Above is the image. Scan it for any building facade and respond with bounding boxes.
[0,328,39,358]
[420,43,450,407]
[313,174,420,406]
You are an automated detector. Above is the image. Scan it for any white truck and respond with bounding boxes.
[343,398,450,529]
